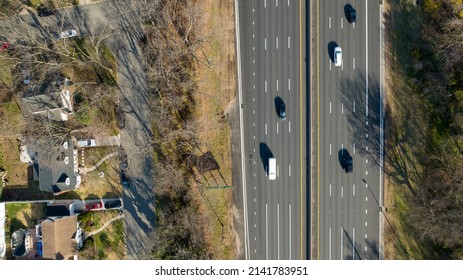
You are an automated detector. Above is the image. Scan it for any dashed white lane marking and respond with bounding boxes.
[353,142,356,154]
[277,122,279,134]
[353,184,355,196]
[276,37,279,49]
[341,17,344,29]
[365,209,368,214]
[330,101,332,114]
[289,165,291,177]
[330,144,332,155]
[341,186,344,198]
[342,102,344,114]
[329,17,331,29]
[288,78,291,91]
[289,121,291,133]
[365,196,368,202]
[353,57,356,69]
[265,123,267,135]
[265,38,267,50]
[276,0,278,7]
[265,80,267,92]
[330,184,332,196]
[276,79,279,91]
[264,0,266,8]
[353,100,356,112]
[365,221,368,226]
[288,36,290,49]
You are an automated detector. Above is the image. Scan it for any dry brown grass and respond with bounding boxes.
[192,0,237,259]
[1,138,28,187]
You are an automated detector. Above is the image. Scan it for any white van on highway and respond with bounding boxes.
[268,158,276,180]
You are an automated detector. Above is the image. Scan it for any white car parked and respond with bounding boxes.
[334,46,342,67]
[60,29,77,39]
[77,139,96,147]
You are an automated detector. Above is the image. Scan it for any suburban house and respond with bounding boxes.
[36,137,81,195]
[21,78,74,121]
[37,215,83,260]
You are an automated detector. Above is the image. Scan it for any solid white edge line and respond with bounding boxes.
[366,0,369,117]
[329,227,331,260]
[289,204,292,260]
[353,227,355,260]
[379,0,385,261]
[266,203,268,259]
[340,226,343,260]
[278,203,280,260]
[234,0,250,260]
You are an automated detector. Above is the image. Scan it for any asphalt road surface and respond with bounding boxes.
[238,0,307,260]
[314,0,383,260]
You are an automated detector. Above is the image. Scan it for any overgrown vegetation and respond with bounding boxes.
[138,0,216,259]
[385,0,463,259]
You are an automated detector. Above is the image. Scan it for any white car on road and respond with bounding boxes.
[334,46,342,67]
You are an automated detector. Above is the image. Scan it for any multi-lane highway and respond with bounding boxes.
[237,0,307,260]
[314,0,384,259]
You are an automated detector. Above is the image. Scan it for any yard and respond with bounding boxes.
[56,146,122,200]
[4,202,47,259]
[0,138,28,187]
[78,210,126,259]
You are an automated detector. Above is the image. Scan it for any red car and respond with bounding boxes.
[85,201,103,211]
[0,42,10,51]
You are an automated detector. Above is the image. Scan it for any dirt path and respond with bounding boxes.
[82,152,118,175]
[84,212,124,239]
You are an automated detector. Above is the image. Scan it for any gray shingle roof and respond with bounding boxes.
[37,137,80,194]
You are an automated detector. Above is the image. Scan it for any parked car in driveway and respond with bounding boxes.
[105,199,122,209]
[77,139,96,147]
[85,201,103,211]
[60,30,77,39]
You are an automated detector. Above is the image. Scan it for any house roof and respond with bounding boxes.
[37,137,80,193]
[21,78,74,121]
[22,91,63,114]
[41,216,78,260]
[46,203,71,217]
